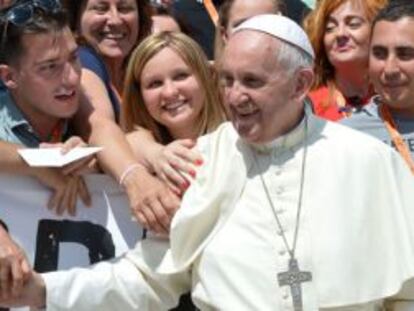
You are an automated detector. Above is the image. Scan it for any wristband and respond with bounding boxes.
[119,163,142,186]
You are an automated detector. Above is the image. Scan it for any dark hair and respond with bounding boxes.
[218,0,284,30]
[62,0,152,50]
[373,0,414,28]
[0,0,67,64]
[150,2,192,35]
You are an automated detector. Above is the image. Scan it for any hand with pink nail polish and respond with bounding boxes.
[149,139,203,194]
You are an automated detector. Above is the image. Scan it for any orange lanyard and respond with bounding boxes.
[380,104,414,174]
[203,0,218,25]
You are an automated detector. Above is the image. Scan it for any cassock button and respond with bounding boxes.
[275,168,283,176]
[276,186,284,195]
[278,249,287,256]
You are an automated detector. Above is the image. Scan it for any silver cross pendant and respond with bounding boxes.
[277,258,312,311]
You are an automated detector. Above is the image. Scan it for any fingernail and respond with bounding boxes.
[173,189,182,196]
[189,170,196,178]
[195,159,203,166]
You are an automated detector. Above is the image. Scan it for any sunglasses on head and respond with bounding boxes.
[0,0,62,52]
[0,0,61,26]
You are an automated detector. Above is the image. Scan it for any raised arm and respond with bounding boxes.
[73,69,180,234]
[0,140,90,215]
[127,129,203,196]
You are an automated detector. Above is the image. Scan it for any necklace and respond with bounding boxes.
[254,116,312,311]
[380,103,414,174]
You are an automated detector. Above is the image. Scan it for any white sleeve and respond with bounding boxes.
[43,239,191,311]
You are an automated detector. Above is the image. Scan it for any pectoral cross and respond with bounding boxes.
[277,258,312,311]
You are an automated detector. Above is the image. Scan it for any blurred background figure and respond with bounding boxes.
[285,0,312,23]
[214,0,281,60]
[150,1,181,33]
[170,0,224,59]
[304,0,388,121]
[0,0,12,8]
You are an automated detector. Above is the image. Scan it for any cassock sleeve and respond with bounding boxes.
[43,238,192,311]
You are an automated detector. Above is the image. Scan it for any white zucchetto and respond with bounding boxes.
[233,14,315,59]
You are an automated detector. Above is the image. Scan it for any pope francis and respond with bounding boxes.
[2,14,414,311]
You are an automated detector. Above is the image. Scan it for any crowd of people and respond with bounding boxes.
[1,0,414,310]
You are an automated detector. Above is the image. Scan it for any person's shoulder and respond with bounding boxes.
[196,122,237,150]
[309,86,329,98]
[0,91,10,128]
[308,86,329,107]
[194,122,241,169]
[78,45,101,62]
[315,120,402,181]
[341,99,381,128]
[322,114,396,159]
[0,91,18,122]
[0,92,27,144]
[78,45,108,79]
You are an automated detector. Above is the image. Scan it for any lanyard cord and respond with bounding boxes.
[203,0,218,25]
[380,103,414,174]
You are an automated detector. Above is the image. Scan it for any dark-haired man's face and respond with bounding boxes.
[5,27,81,129]
[370,17,414,117]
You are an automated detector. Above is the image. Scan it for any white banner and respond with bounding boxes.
[0,174,143,311]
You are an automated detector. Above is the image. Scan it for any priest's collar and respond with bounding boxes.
[250,103,314,154]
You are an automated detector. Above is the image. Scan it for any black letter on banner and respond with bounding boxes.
[0,219,8,311]
[34,219,115,272]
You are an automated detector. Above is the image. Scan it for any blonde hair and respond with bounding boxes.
[303,0,388,89]
[122,31,226,143]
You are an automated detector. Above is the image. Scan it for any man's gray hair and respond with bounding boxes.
[275,39,314,77]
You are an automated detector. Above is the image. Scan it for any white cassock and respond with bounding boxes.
[43,109,414,310]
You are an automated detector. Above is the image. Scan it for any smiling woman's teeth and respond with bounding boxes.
[164,102,185,111]
[103,33,125,39]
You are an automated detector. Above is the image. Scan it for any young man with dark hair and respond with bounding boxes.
[0,0,92,299]
[0,0,92,211]
[342,2,414,174]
